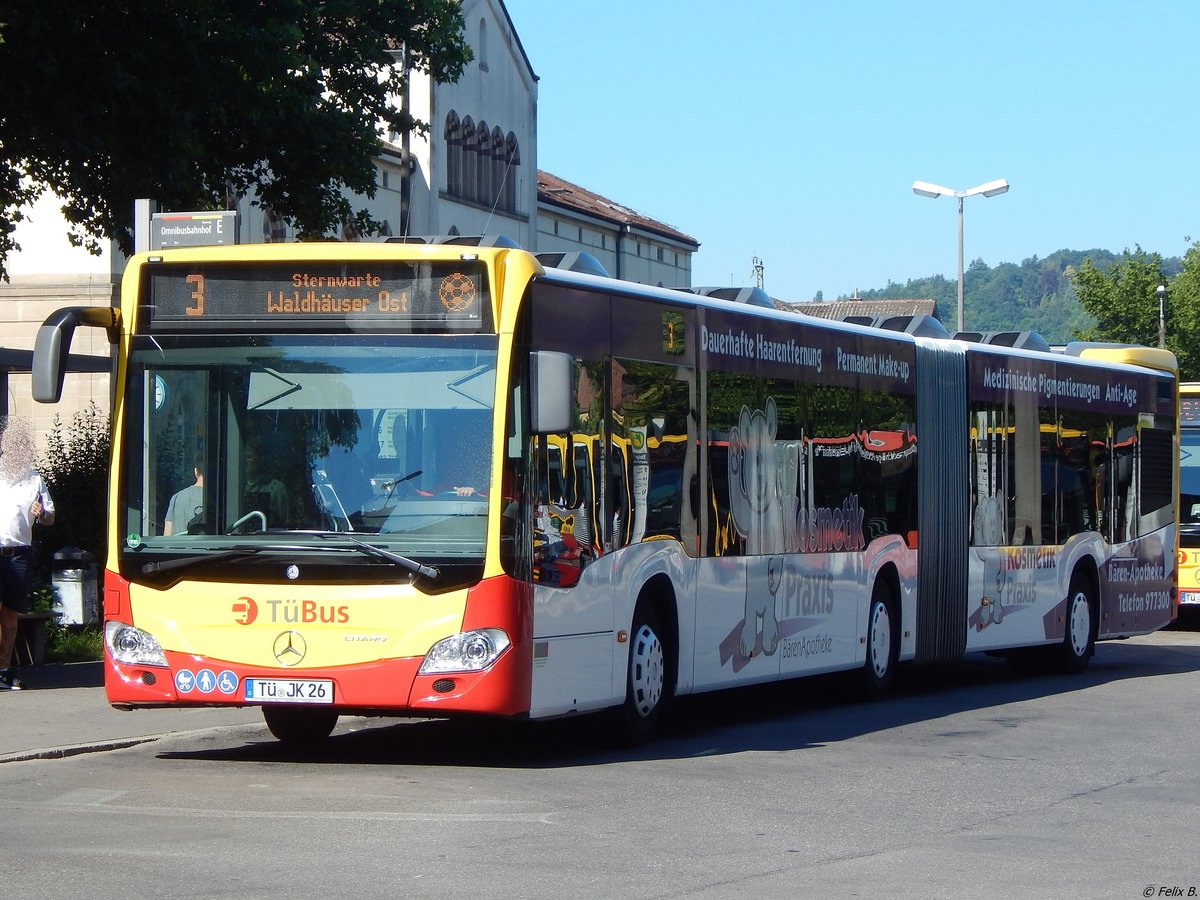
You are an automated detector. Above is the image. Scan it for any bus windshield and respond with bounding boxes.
[121,333,497,566]
[1181,426,1200,533]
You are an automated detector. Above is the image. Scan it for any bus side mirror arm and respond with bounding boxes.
[32,306,120,403]
[529,350,572,434]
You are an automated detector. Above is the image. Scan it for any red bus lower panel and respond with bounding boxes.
[106,646,529,718]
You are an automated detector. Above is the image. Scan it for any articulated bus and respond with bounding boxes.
[31,238,1179,744]
[1178,383,1200,614]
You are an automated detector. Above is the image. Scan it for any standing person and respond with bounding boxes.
[163,464,204,536]
[0,419,55,691]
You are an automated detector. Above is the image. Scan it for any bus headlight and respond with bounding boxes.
[105,621,168,667]
[418,628,511,674]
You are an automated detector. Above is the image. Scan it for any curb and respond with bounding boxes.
[0,737,156,765]
[0,722,264,765]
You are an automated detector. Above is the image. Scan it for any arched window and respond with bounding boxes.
[478,18,489,72]
[503,133,520,213]
[475,119,491,205]
[461,116,476,203]
[491,127,505,211]
[444,111,462,197]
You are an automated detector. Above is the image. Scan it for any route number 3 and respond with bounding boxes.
[185,273,205,317]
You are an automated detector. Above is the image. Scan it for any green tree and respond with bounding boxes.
[36,403,111,582]
[0,0,471,280]
[1167,239,1200,381]
[1071,247,1168,349]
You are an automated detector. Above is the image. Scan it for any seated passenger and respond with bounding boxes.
[243,438,289,526]
[416,412,490,498]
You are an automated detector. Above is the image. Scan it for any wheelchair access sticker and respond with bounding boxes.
[174,668,238,695]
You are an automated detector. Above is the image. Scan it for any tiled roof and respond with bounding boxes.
[777,298,939,320]
[537,171,699,248]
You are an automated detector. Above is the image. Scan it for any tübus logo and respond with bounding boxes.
[231,597,349,625]
[269,600,350,624]
[232,597,258,625]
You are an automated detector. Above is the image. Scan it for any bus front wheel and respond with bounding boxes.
[263,706,339,744]
[614,603,672,745]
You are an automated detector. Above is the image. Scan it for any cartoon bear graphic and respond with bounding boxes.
[976,556,1006,630]
[727,398,797,657]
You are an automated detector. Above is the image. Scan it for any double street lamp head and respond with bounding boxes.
[911,178,1010,200]
[911,178,1010,333]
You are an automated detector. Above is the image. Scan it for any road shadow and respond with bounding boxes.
[157,635,1200,769]
[15,661,103,690]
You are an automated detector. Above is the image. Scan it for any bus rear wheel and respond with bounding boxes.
[262,706,339,744]
[859,580,897,700]
[614,603,672,745]
[1055,573,1095,674]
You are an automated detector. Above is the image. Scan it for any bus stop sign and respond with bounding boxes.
[151,211,238,249]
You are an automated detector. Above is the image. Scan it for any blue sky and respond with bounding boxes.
[507,1,1200,301]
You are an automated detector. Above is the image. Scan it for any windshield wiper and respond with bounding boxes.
[139,542,346,576]
[139,538,438,581]
[314,533,439,580]
[140,544,275,575]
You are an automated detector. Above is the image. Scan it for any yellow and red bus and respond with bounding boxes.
[1178,383,1200,616]
[32,238,1179,743]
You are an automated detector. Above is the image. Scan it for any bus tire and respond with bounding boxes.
[614,602,672,745]
[263,706,339,744]
[859,579,897,700]
[1055,571,1096,674]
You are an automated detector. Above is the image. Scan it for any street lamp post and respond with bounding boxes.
[912,178,1010,333]
[1157,283,1166,348]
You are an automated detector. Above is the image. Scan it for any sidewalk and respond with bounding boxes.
[0,662,264,763]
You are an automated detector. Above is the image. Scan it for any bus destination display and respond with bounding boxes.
[144,261,490,333]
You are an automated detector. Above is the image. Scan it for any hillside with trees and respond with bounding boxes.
[847,244,1200,380]
[853,249,1179,344]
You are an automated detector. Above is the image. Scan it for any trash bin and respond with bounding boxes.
[52,547,99,626]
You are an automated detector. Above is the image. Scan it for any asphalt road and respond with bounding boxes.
[2,629,1199,899]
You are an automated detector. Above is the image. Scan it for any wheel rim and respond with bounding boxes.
[630,623,664,718]
[868,601,892,679]
[1067,591,1090,657]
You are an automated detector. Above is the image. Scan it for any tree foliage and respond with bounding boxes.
[855,247,1188,350]
[1071,246,1167,346]
[1161,239,1200,381]
[0,0,471,279]
[856,249,1118,343]
[36,402,111,581]
[1070,243,1200,380]
[1070,243,1200,381]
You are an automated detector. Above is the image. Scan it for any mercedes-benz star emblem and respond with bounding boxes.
[272,631,307,666]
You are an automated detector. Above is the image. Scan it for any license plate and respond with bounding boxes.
[1181,591,1200,606]
[244,678,334,704]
